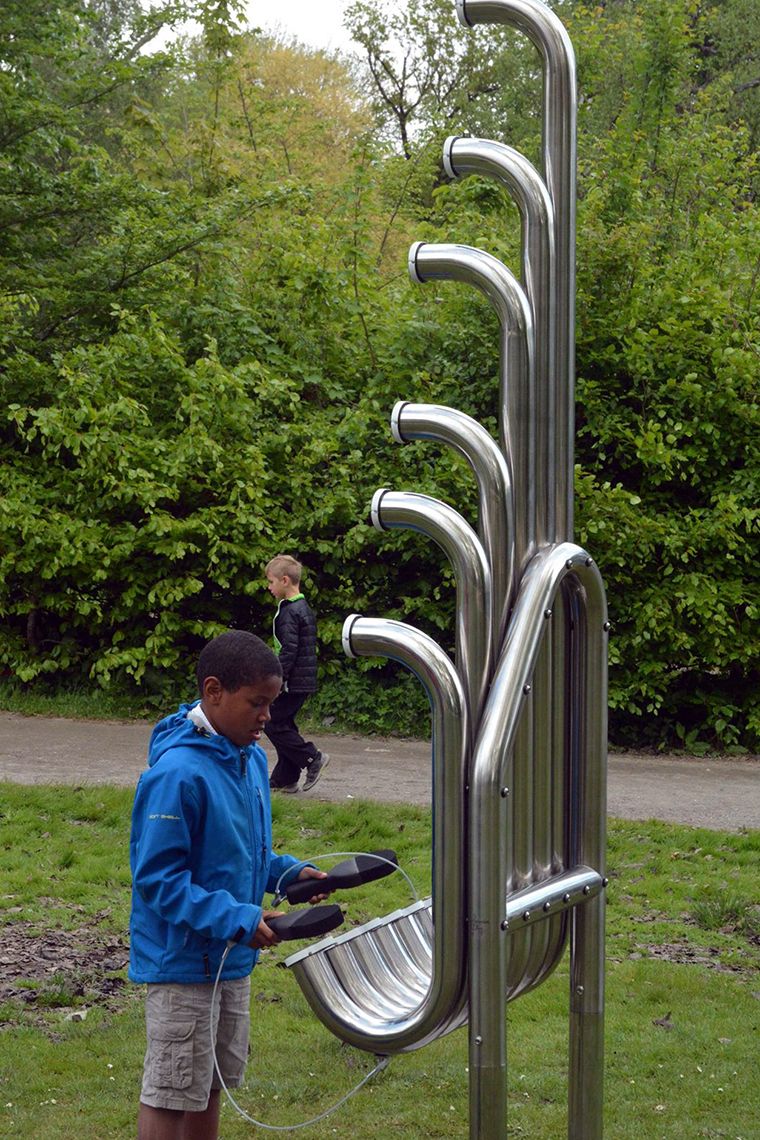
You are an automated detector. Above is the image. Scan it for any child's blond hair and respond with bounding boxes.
[265,554,303,585]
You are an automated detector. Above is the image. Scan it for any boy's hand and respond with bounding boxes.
[297,866,331,904]
[250,910,284,948]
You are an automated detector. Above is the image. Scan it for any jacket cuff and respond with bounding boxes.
[277,862,317,892]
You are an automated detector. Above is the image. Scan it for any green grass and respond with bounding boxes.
[0,680,159,722]
[0,680,393,741]
[0,784,758,1138]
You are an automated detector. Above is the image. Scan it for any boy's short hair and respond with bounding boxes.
[196,630,281,695]
[265,554,303,585]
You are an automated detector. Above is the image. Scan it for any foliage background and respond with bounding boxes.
[0,0,758,749]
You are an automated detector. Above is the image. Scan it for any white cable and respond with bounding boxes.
[271,850,419,907]
[210,849,417,1130]
[211,943,389,1131]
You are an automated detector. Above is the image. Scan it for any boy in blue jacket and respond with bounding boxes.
[129,629,327,1140]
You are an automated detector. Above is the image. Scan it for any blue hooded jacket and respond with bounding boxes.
[128,702,303,984]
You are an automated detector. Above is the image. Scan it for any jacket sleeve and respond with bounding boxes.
[275,605,300,682]
[267,853,307,896]
[131,765,263,945]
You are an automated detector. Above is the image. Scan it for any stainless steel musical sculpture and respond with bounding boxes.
[283,2,608,1135]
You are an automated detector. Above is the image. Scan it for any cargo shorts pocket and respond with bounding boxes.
[149,1021,195,1090]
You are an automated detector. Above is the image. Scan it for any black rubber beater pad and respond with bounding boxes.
[285,850,399,904]
[267,904,344,941]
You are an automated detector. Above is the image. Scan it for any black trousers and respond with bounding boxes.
[264,690,318,786]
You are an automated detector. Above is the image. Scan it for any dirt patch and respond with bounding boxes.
[0,911,130,1026]
[632,941,744,973]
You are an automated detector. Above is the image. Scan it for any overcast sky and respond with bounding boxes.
[244,0,357,54]
[147,0,361,56]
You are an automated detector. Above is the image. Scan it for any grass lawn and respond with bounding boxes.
[0,785,757,1139]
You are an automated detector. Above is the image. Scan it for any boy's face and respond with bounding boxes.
[266,571,291,600]
[202,674,282,748]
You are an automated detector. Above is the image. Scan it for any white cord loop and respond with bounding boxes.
[272,850,418,907]
[211,849,417,1129]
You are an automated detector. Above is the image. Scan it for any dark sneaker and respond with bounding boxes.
[270,781,299,794]
[302,752,330,793]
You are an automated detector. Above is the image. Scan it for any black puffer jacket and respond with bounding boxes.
[273,596,318,693]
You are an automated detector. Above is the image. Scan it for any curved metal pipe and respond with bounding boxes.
[409,240,536,570]
[371,487,492,722]
[443,136,556,546]
[391,400,514,646]
[285,615,469,1053]
[443,136,554,304]
[467,543,607,1136]
[457,0,576,542]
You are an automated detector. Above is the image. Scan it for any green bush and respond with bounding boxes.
[0,0,757,750]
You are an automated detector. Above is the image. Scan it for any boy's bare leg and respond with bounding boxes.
[182,1091,221,1139]
[137,1091,221,1139]
[138,1102,183,1139]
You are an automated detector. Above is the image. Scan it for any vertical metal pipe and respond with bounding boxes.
[505,707,533,995]
[564,571,608,1140]
[469,718,511,1138]
[409,240,536,574]
[552,590,569,878]
[524,616,552,986]
[371,488,493,724]
[569,893,605,1139]
[391,400,515,649]
[456,0,577,541]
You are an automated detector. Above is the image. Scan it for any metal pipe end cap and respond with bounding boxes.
[370,487,388,531]
[407,241,425,284]
[391,401,409,445]
[455,0,471,27]
[341,614,361,659]
[442,136,459,180]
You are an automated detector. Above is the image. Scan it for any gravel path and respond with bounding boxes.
[1,710,758,831]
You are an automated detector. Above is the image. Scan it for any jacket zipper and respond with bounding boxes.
[240,749,266,898]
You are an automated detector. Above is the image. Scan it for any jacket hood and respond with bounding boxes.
[147,702,238,769]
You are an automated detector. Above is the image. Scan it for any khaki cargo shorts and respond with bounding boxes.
[140,977,251,1112]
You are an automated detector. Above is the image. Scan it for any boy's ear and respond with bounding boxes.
[201,676,224,705]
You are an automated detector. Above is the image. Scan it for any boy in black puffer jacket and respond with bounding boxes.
[264,554,330,793]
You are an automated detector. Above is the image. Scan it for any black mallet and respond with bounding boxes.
[266,904,344,941]
[284,849,399,906]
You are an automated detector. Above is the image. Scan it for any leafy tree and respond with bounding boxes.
[696,0,760,159]
[1,0,757,750]
[567,0,759,749]
[344,0,542,160]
